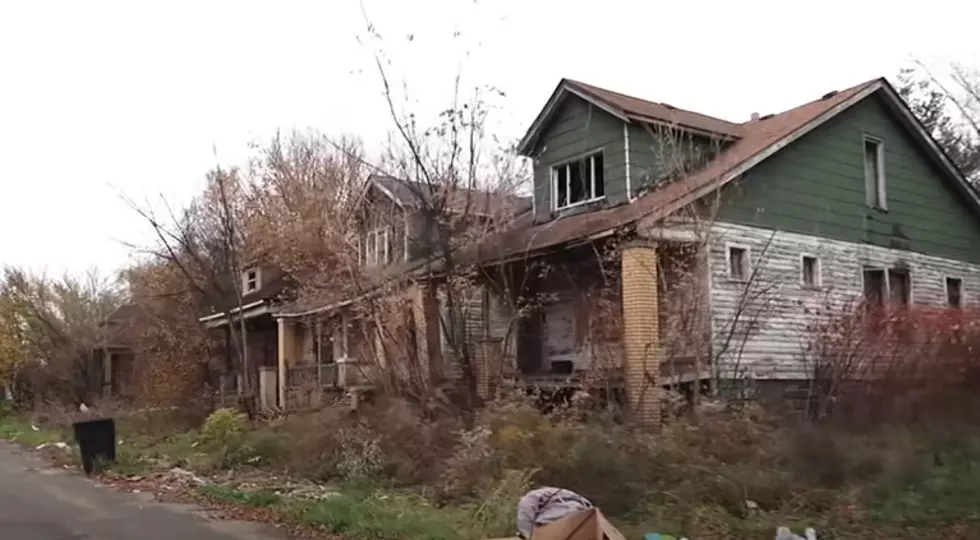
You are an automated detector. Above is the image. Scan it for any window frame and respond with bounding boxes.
[862,135,887,210]
[725,243,751,282]
[945,276,964,309]
[800,253,821,288]
[550,150,606,211]
[241,265,261,293]
[860,265,913,308]
[364,226,391,266]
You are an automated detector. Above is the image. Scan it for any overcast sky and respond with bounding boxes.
[1,0,976,278]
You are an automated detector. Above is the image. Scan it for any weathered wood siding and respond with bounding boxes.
[708,221,980,380]
[629,125,729,195]
[717,94,980,264]
[531,96,627,222]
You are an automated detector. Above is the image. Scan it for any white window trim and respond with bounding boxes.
[551,150,606,211]
[944,275,964,308]
[364,226,391,266]
[241,265,261,293]
[799,253,822,288]
[860,265,913,306]
[725,243,751,282]
[863,135,887,211]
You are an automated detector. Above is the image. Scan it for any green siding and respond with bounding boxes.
[717,94,980,264]
[532,97,626,222]
[629,125,729,194]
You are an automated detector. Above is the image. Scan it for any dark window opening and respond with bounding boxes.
[863,268,886,308]
[802,255,819,287]
[552,152,605,209]
[728,246,747,280]
[947,277,963,308]
[888,268,910,307]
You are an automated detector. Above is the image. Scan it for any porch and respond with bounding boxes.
[478,235,713,424]
[201,304,280,410]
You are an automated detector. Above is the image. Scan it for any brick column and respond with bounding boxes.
[621,241,663,428]
[475,338,503,399]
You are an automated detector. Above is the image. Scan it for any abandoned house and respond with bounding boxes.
[198,263,290,404]
[94,303,141,399]
[202,76,980,424]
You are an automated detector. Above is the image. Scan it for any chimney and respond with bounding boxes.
[750,112,761,122]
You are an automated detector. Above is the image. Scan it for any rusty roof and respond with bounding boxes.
[565,79,745,138]
[478,77,887,263]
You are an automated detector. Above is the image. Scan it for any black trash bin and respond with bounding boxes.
[72,418,116,475]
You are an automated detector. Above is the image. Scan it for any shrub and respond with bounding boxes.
[201,408,247,445]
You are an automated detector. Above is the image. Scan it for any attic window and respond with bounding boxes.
[552,152,605,210]
[242,266,260,293]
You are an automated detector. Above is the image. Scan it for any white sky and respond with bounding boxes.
[1,0,976,278]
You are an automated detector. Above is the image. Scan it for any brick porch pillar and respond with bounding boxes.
[475,338,503,399]
[621,241,663,428]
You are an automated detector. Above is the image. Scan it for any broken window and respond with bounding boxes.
[552,152,605,210]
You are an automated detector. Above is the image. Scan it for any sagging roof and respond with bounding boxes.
[478,76,980,264]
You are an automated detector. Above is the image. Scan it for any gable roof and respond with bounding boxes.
[473,77,980,264]
[517,78,744,155]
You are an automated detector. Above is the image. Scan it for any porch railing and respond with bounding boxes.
[286,363,340,388]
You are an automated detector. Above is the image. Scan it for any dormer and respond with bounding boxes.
[517,78,741,224]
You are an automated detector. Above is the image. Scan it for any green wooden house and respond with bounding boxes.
[466,76,980,418]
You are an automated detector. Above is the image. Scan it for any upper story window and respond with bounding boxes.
[863,136,887,210]
[364,227,391,266]
[552,151,605,210]
[242,265,260,293]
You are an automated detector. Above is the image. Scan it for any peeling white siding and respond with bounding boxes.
[708,221,980,380]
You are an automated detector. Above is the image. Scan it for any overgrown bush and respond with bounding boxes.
[202,407,247,444]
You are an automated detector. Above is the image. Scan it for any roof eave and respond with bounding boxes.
[517,80,629,157]
[874,79,980,217]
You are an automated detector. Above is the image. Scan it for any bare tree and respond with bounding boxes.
[121,167,256,402]
[895,62,980,183]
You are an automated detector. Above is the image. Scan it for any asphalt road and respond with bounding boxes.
[0,441,289,540]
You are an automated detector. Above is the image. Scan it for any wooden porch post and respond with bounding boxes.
[276,317,287,409]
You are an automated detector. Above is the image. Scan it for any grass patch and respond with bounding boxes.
[0,417,67,447]
[282,490,465,540]
[199,485,283,507]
